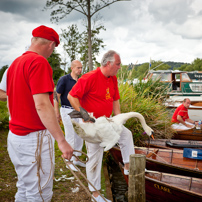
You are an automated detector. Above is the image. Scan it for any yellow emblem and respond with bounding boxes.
[105,88,111,100]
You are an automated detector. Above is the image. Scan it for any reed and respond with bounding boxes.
[118,70,173,145]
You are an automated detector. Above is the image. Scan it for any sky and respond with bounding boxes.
[1,0,202,68]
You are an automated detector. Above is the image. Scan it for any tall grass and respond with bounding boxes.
[118,70,173,145]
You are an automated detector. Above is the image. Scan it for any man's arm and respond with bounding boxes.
[113,100,121,116]
[177,115,194,128]
[186,118,197,125]
[33,93,73,160]
[0,89,7,101]
[54,92,61,122]
[68,93,81,111]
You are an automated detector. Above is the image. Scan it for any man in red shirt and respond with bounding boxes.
[171,98,196,130]
[68,50,135,202]
[7,25,73,202]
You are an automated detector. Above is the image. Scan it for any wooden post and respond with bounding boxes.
[128,154,146,202]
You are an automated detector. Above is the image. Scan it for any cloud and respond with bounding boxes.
[0,0,202,68]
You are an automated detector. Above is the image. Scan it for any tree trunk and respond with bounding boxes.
[87,0,93,71]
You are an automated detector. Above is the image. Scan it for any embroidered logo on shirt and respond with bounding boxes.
[105,88,111,100]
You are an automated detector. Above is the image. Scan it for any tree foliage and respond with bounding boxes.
[44,0,130,71]
[0,65,8,82]
[178,58,202,71]
[61,24,82,62]
[60,22,105,73]
[47,49,63,85]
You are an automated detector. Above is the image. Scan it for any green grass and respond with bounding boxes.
[0,127,108,202]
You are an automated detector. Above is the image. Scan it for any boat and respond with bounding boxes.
[109,146,202,178]
[145,70,202,97]
[118,162,202,202]
[145,70,202,121]
[172,127,202,141]
[143,139,202,149]
[165,100,202,121]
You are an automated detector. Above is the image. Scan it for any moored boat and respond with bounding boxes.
[172,127,202,141]
[118,162,202,202]
[143,139,202,149]
[110,145,202,178]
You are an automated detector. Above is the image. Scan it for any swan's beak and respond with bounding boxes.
[150,131,155,140]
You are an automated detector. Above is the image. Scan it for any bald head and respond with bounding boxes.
[71,60,82,78]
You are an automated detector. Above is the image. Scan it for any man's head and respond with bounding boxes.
[71,60,83,77]
[32,25,60,47]
[100,50,121,77]
[183,98,191,108]
[29,25,60,58]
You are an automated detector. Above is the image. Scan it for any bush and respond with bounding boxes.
[0,101,9,129]
[118,77,173,146]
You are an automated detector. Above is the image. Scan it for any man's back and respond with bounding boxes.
[7,51,54,135]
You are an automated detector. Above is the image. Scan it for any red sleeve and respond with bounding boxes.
[69,74,94,99]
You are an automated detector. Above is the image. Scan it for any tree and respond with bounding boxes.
[60,22,105,73]
[45,0,130,71]
[60,24,82,62]
[79,22,106,73]
[0,65,8,81]
[47,50,63,85]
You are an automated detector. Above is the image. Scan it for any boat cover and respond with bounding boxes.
[183,148,202,160]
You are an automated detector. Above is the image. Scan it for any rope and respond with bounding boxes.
[62,150,108,202]
[33,130,54,202]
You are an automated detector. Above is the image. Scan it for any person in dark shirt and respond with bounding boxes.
[55,60,85,171]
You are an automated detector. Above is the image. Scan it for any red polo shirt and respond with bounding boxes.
[171,104,189,123]
[69,67,120,118]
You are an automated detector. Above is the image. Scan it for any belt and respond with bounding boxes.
[61,105,73,109]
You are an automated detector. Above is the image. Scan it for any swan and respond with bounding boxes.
[69,108,154,151]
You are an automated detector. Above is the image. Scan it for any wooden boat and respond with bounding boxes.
[109,146,202,178]
[118,162,202,202]
[143,139,202,149]
[172,128,202,141]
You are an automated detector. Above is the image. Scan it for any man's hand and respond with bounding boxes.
[185,123,194,128]
[58,139,73,160]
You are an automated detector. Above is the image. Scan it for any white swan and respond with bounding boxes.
[69,110,154,151]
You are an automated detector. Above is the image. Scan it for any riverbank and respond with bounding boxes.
[0,129,112,201]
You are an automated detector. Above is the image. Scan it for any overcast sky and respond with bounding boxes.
[1,0,202,68]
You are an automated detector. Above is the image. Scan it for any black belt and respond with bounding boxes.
[61,105,73,109]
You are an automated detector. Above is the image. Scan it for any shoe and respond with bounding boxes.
[124,169,129,175]
[73,160,86,167]
[66,163,79,172]
[92,195,111,202]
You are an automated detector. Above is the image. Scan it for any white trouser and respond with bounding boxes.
[60,107,83,160]
[7,130,55,202]
[86,126,135,191]
[171,121,195,130]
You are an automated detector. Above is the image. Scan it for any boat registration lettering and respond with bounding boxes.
[192,150,198,158]
[154,184,171,193]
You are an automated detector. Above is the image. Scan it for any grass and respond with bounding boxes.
[0,128,108,202]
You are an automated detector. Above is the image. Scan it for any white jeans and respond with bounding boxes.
[86,126,135,191]
[171,121,195,130]
[60,107,83,160]
[7,130,55,202]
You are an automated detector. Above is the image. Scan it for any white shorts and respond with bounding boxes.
[60,107,83,159]
[86,126,135,191]
[7,130,55,202]
[171,121,195,130]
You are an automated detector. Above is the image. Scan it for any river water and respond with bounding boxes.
[107,158,128,202]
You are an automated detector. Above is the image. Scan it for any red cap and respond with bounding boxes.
[32,25,60,47]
